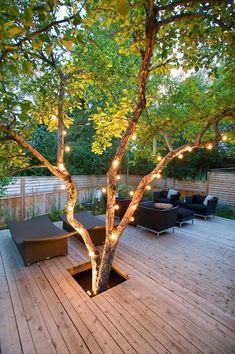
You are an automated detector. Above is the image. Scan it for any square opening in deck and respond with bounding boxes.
[68,262,128,297]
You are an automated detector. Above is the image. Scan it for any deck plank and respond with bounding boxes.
[0,216,234,354]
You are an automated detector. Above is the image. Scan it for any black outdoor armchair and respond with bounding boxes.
[184,194,218,219]
[136,201,178,237]
[153,189,180,205]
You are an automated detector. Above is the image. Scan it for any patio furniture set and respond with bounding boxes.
[7,189,218,266]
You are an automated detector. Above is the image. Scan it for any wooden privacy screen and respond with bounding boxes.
[0,172,234,225]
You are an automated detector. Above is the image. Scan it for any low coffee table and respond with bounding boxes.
[176,207,194,227]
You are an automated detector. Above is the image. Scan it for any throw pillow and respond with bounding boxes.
[203,195,214,206]
[167,189,178,199]
[155,203,173,209]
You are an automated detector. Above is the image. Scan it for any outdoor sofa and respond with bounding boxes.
[183,194,218,219]
[8,214,76,266]
[60,210,107,245]
[153,189,181,205]
[136,201,178,237]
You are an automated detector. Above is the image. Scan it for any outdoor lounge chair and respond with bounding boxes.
[8,215,77,266]
[60,210,107,245]
[136,201,178,237]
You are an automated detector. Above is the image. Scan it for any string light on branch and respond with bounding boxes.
[89,251,95,257]
[62,130,67,136]
[65,146,71,152]
[222,134,228,141]
[146,185,151,190]
[132,205,137,210]
[58,163,65,171]
[154,173,161,179]
[178,153,183,159]
[130,217,135,222]
[116,174,121,180]
[187,146,192,152]
[115,204,119,210]
[110,232,117,241]
[61,184,66,190]
[132,134,137,141]
[157,155,162,161]
[129,191,134,196]
[67,205,73,212]
[206,143,213,150]
[101,187,107,193]
[112,159,119,168]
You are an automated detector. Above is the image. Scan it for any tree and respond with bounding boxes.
[0,0,234,295]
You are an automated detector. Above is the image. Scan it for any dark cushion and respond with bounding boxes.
[193,194,205,204]
[155,197,170,204]
[177,208,194,221]
[161,190,168,198]
[186,203,206,212]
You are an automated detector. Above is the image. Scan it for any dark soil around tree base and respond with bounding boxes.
[68,262,128,297]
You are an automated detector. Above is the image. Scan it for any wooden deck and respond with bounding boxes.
[0,216,234,354]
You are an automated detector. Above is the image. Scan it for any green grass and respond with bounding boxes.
[216,204,235,220]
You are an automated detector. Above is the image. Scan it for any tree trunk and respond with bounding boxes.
[94,242,116,295]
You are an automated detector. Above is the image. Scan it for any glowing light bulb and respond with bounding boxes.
[51,114,57,120]
[130,217,135,222]
[116,174,121,180]
[129,191,134,196]
[187,146,192,152]
[113,159,118,168]
[87,290,92,296]
[132,205,137,210]
[178,153,183,159]
[62,130,67,136]
[101,187,107,193]
[206,143,213,150]
[146,185,151,191]
[132,134,137,141]
[61,184,66,190]
[58,163,65,171]
[110,232,117,241]
[67,205,73,212]
[157,155,162,161]
[115,204,119,210]
[65,146,71,152]
[89,251,94,257]
[155,173,161,179]
[222,135,228,141]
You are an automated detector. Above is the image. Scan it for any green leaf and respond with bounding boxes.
[8,26,25,37]
[22,61,33,74]
[116,0,130,18]
[73,14,82,26]
[61,39,73,50]
[25,7,33,26]
[32,38,44,50]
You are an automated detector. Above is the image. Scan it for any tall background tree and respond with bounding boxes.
[0,0,234,294]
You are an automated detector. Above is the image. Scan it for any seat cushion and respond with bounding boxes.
[167,189,178,199]
[203,195,214,206]
[186,203,207,212]
[177,208,194,221]
[161,190,168,198]
[155,197,170,204]
[193,194,205,204]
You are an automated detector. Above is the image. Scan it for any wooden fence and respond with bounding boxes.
[0,171,234,226]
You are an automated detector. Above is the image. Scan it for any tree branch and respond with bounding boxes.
[162,130,174,151]
[0,10,83,62]
[158,12,208,27]
[158,0,223,12]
